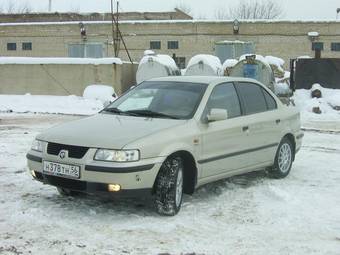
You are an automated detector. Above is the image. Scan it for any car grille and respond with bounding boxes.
[47,142,89,159]
[42,174,107,192]
[44,175,87,190]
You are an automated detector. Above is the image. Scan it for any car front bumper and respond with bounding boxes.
[27,150,165,196]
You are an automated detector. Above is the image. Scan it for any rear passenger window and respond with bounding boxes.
[206,83,241,119]
[236,82,267,115]
[263,90,277,110]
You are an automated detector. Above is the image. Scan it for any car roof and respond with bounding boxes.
[148,76,262,85]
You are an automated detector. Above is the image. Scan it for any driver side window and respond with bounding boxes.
[206,83,241,119]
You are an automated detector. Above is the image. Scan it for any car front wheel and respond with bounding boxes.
[154,156,184,216]
[269,137,294,179]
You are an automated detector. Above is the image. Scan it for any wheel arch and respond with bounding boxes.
[153,150,198,195]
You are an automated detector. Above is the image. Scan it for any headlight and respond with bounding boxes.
[31,139,44,152]
[94,149,140,162]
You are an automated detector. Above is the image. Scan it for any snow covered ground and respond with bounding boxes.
[0,113,340,255]
[0,94,103,115]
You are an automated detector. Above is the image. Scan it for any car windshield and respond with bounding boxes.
[103,81,208,119]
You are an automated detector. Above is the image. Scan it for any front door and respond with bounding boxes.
[198,82,252,178]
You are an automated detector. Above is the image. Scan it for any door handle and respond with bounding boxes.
[276,119,281,124]
[242,126,249,132]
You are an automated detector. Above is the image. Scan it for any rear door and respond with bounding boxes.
[234,82,281,165]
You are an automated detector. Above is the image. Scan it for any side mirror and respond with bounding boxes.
[207,108,228,122]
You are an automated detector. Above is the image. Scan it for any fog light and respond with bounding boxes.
[108,184,121,192]
[30,170,36,178]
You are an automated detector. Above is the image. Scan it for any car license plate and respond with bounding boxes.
[43,161,80,179]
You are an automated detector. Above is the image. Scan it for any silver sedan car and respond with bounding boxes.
[27,76,303,215]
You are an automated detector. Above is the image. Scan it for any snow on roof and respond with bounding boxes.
[0,57,123,65]
[308,31,319,37]
[1,19,340,27]
[187,54,222,72]
[297,56,312,59]
[222,59,238,70]
[265,56,285,67]
[143,50,156,56]
[216,40,248,44]
[138,54,178,70]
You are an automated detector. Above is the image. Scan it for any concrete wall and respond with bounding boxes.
[0,20,339,69]
[0,62,137,96]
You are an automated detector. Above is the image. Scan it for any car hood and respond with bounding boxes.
[37,113,186,149]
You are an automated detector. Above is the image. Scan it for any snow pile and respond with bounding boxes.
[143,50,156,56]
[265,56,285,72]
[275,83,290,95]
[239,54,267,64]
[136,53,179,84]
[0,94,103,115]
[265,56,285,67]
[138,54,178,70]
[83,85,116,106]
[297,55,312,59]
[275,71,291,95]
[0,57,122,65]
[185,54,223,76]
[292,84,340,122]
[222,59,238,70]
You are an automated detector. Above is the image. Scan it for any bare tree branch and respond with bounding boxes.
[2,0,33,14]
[215,0,284,20]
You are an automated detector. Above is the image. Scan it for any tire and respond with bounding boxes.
[269,137,294,179]
[154,156,184,216]
[57,187,81,196]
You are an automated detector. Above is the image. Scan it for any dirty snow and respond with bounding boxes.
[292,84,340,123]
[0,114,339,254]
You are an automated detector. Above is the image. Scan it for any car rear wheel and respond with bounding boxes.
[154,156,184,216]
[269,137,294,179]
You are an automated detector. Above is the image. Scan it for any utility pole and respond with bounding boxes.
[48,0,52,12]
[110,0,133,63]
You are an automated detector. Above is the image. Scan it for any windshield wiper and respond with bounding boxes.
[102,107,124,114]
[126,109,179,119]
[102,107,137,116]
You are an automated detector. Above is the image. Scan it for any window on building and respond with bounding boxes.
[22,42,32,51]
[174,57,186,69]
[236,82,268,115]
[331,43,340,51]
[150,41,161,50]
[7,43,16,51]
[68,43,104,58]
[168,41,179,49]
[312,42,324,51]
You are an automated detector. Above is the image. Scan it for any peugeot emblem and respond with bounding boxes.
[59,150,67,159]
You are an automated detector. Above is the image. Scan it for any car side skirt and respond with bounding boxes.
[197,143,279,164]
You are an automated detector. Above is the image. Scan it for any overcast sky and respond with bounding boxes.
[1,0,340,20]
